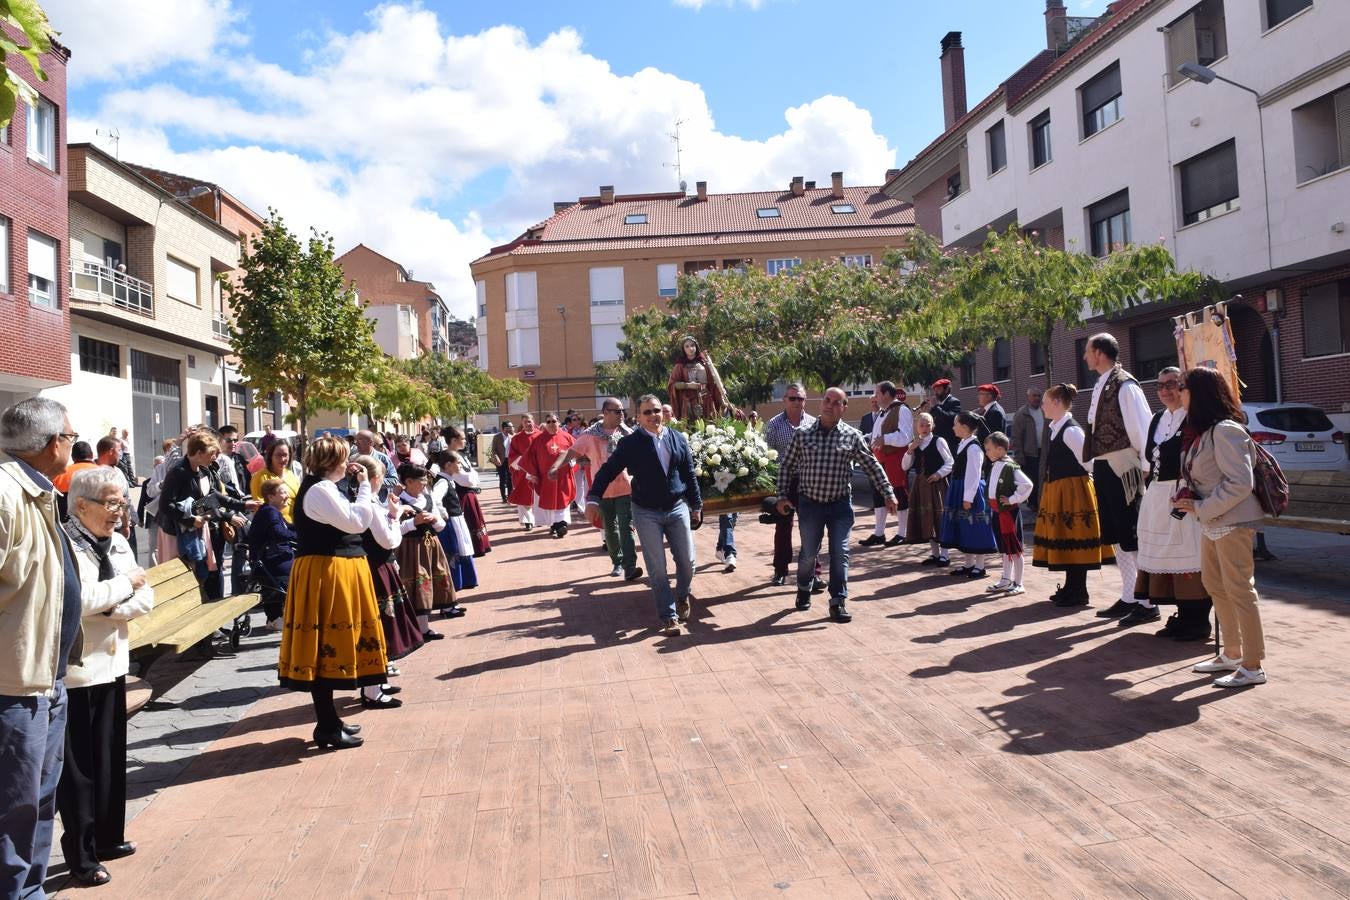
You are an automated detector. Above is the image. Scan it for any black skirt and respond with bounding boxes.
[1092,460,1140,551]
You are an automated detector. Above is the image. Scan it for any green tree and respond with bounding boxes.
[226,211,381,444]
[0,0,52,129]
[401,353,526,421]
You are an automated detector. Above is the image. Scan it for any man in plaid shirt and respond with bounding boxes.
[775,387,896,622]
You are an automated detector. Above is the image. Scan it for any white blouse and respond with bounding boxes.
[367,497,403,550]
[302,478,373,534]
[399,490,445,534]
[902,434,954,477]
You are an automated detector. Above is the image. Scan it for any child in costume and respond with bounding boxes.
[983,431,1033,594]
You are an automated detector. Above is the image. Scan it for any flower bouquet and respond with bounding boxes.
[675,419,779,515]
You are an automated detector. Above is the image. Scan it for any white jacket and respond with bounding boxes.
[65,529,155,688]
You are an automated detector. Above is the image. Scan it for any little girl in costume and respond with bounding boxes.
[939,412,999,578]
[983,431,1033,594]
[902,412,953,566]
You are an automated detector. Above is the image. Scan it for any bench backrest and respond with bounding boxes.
[126,558,205,646]
[1283,469,1350,522]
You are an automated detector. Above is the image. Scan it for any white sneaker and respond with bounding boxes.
[985,579,1013,593]
[610,565,623,577]
[1006,583,1026,595]
[1193,653,1242,674]
[1214,667,1266,688]
[724,554,737,571]
[715,550,725,564]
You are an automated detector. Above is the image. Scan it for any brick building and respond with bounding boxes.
[337,244,452,358]
[470,174,915,421]
[885,0,1350,430]
[0,27,70,411]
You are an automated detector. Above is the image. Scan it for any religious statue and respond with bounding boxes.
[667,336,729,423]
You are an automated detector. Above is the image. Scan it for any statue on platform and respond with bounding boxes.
[667,336,729,423]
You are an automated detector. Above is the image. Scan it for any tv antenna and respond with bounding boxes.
[664,119,687,192]
[95,127,121,159]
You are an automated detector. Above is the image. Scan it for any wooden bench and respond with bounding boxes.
[128,558,261,656]
[1264,469,1350,535]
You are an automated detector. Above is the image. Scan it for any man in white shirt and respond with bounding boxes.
[1082,332,1155,626]
[861,381,913,547]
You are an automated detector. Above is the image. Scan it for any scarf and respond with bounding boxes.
[65,517,115,582]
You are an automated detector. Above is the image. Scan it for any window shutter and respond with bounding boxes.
[1302,283,1342,357]
[1081,63,1121,112]
[1166,14,1197,87]
[1089,190,1130,224]
[1181,140,1239,219]
[27,231,56,282]
[588,267,625,306]
[1335,88,1350,169]
[657,263,678,296]
[591,324,624,362]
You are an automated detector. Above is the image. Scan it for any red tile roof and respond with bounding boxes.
[476,186,913,262]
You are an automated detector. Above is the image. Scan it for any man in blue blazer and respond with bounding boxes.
[587,394,702,634]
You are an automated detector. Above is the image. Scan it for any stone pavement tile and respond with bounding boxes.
[462,804,541,900]
[602,792,696,899]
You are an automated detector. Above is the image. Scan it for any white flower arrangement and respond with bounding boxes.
[677,419,779,499]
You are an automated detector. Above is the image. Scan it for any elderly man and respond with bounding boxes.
[976,384,1007,437]
[776,388,896,623]
[764,383,819,587]
[923,378,962,450]
[1010,388,1044,509]
[355,430,400,496]
[489,422,514,503]
[1,397,82,898]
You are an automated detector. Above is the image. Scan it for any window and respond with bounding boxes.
[1074,338,1094,389]
[1132,320,1179,380]
[475,279,487,318]
[1264,0,1312,29]
[1081,62,1122,137]
[841,254,873,268]
[229,383,247,406]
[993,338,1011,381]
[1179,139,1239,225]
[1030,339,1047,375]
[958,353,976,388]
[830,203,856,214]
[26,230,57,308]
[1303,280,1350,358]
[1165,1,1229,88]
[1087,190,1131,257]
[26,97,55,169]
[504,271,540,368]
[766,258,800,276]
[945,171,962,201]
[623,213,647,225]
[1030,110,1052,168]
[166,256,199,304]
[591,324,624,363]
[77,337,120,377]
[987,120,1007,174]
[657,263,678,297]
[756,208,781,218]
[1292,86,1350,183]
[684,260,716,275]
[0,216,8,294]
[589,266,625,306]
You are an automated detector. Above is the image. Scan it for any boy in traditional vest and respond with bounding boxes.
[983,432,1033,594]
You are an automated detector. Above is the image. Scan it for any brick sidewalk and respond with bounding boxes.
[58,495,1350,899]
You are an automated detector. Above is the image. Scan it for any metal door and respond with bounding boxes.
[131,350,181,478]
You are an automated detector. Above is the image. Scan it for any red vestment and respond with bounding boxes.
[507,429,540,507]
[520,430,576,511]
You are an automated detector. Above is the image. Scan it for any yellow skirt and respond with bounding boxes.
[1032,476,1114,571]
[278,555,388,691]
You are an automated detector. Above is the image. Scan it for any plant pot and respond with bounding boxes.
[700,491,772,516]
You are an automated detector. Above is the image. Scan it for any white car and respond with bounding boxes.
[1243,403,1347,472]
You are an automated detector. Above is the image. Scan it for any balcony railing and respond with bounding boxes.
[69,260,154,317]
[212,315,230,341]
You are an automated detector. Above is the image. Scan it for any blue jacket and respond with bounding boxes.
[587,426,701,512]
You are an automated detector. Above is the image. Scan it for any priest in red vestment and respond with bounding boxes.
[520,413,577,537]
[507,414,541,530]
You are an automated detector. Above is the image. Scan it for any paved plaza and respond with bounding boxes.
[53,496,1350,899]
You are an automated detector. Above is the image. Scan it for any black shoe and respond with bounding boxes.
[811,578,826,594]
[770,573,787,587]
[921,556,942,566]
[1155,613,1182,638]
[340,722,362,736]
[1172,624,1213,642]
[794,591,812,611]
[422,630,445,641]
[70,864,111,887]
[830,600,852,623]
[314,727,364,749]
[966,568,988,579]
[97,842,137,860]
[381,684,402,695]
[1052,593,1091,608]
[523,524,533,532]
[624,567,644,582]
[557,522,569,538]
[1118,605,1161,628]
[935,557,951,567]
[360,693,404,710]
[445,605,467,618]
[1095,599,1134,619]
[885,534,905,547]
[859,534,886,547]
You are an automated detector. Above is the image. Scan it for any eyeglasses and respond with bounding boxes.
[544,420,559,425]
[1157,380,1181,390]
[640,409,662,416]
[57,432,79,443]
[87,499,129,512]
[603,407,624,414]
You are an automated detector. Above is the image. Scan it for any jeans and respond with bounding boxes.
[631,501,695,622]
[496,465,512,502]
[0,681,68,898]
[796,496,854,600]
[716,514,737,555]
[178,527,225,601]
[599,495,637,573]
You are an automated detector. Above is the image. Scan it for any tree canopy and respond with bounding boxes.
[1,0,53,128]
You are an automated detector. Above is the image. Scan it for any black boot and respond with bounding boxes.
[829,599,852,623]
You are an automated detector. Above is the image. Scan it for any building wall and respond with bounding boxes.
[0,26,70,396]
[337,245,446,355]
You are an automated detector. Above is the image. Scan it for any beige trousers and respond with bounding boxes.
[1200,526,1265,663]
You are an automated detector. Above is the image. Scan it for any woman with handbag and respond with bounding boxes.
[1173,367,1269,688]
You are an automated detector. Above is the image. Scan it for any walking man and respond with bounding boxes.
[489,423,514,503]
[586,394,702,635]
[763,383,819,588]
[1082,332,1156,626]
[1010,388,1044,509]
[1,397,81,898]
[775,388,896,623]
[552,399,642,581]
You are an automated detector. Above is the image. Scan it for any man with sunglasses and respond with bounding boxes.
[764,383,821,588]
[586,394,701,634]
[552,399,642,581]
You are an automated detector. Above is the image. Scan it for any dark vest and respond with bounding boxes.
[1145,410,1185,482]
[361,528,395,568]
[293,475,365,558]
[406,491,438,535]
[950,438,978,485]
[1085,365,1140,459]
[1045,419,1085,483]
[916,436,947,477]
[439,476,463,518]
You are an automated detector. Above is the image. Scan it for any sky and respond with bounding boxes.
[50,0,1111,319]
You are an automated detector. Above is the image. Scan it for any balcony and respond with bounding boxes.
[69,259,153,317]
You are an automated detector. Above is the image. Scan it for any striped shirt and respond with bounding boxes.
[777,420,893,504]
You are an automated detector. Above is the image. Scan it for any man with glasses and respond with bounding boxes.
[586,395,701,634]
[775,388,896,623]
[521,414,576,537]
[552,398,642,581]
[1,398,82,897]
[764,383,821,588]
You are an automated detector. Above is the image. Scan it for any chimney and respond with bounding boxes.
[831,171,844,199]
[939,32,967,129]
[790,176,805,197]
[553,201,571,214]
[599,185,615,205]
[885,168,901,182]
[1045,0,1068,51]
[804,181,816,190]
[696,180,707,202]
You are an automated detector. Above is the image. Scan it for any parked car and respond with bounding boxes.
[1242,403,1347,472]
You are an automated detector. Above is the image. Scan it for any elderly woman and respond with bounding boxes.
[250,439,302,523]
[55,467,155,888]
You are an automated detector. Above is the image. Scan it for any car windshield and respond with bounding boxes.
[1255,408,1334,432]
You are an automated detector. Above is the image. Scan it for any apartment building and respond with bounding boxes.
[885,0,1350,427]
[45,144,241,475]
[470,174,915,420]
[337,244,453,357]
[0,26,70,410]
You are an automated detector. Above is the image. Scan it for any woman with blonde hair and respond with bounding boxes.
[278,436,388,749]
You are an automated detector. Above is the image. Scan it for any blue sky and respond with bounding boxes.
[51,0,1110,316]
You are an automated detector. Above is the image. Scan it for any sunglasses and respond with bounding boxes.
[603,407,624,414]
[640,409,662,416]
[786,396,805,403]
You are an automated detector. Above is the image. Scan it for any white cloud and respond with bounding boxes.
[46,0,240,83]
[70,4,897,319]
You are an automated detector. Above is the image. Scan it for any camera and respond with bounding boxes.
[1170,485,1195,520]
